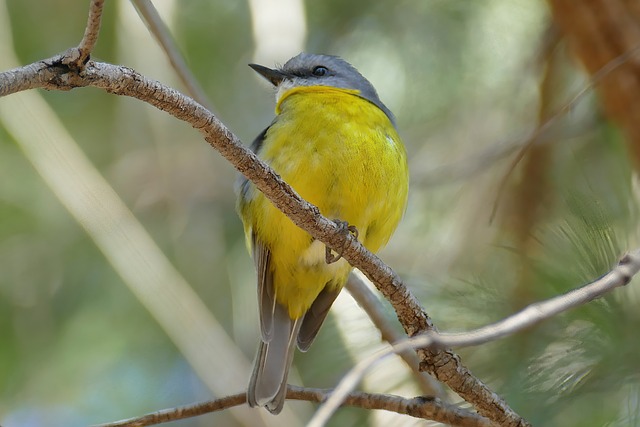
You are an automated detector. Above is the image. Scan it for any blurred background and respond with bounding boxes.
[1,0,640,426]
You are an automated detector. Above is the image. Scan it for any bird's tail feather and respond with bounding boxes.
[247,302,301,414]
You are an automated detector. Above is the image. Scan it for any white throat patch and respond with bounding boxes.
[275,79,300,104]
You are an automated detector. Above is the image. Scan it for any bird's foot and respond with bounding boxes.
[325,220,359,264]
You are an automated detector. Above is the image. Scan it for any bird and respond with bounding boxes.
[236,52,409,414]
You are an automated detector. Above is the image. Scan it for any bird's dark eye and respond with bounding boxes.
[312,66,328,77]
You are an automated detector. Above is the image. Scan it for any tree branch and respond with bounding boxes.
[62,0,105,69]
[311,249,640,425]
[291,387,493,427]
[345,272,442,397]
[92,393,247,427]
[92,385,492,427]
[434,249,640,347]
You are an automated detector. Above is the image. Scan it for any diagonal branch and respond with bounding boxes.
[433,249,640,348]
[489,43,640,222]
[0,56,527,426]
[92,385,492,427]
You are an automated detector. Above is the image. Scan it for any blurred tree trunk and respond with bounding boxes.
[508,29,561,310]
[549,0,640,167]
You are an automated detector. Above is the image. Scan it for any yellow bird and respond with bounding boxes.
[237,53,409,414]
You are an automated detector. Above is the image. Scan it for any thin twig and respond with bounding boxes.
[311,249,640,425]
[92,385,491,427]
[412,25,562,188]
[308,338,439,427]
[92,393,247,427]
[489,43,640,223]
[129,0,215,112]
[345,272,442,397]
[62,0,105,69]
[436,248,640,347]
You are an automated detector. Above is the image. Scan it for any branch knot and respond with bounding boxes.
[60,47,90,71]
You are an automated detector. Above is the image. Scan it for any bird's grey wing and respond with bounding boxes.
[236,126,276,341]
[297,286,341,351]
[252,236,276,342]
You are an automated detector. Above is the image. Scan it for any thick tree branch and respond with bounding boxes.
[0,55,525,426]
[92,385,492,427]
[291,387,493,427]
[0,56,525,426]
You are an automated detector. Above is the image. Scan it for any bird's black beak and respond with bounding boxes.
[249,63,288,86]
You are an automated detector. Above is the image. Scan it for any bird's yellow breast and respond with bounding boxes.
[241,86,408,319]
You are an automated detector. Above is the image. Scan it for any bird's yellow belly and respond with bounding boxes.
[246,88,408,319]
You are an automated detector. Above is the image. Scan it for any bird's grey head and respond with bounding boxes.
[249,53,395,124]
